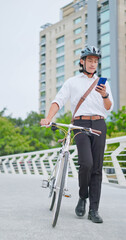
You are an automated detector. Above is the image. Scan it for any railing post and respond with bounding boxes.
[111,142,126,186]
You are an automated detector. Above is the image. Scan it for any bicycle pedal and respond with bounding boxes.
[42,180,49,188]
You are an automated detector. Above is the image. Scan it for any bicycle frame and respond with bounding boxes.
[41,122,101,227]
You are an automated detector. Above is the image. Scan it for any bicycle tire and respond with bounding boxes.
[49,160,60,210]
[49,177,55,198]
[52,151,69,227]
[50,191,56,211]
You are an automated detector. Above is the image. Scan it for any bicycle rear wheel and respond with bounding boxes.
[52,151,69,227]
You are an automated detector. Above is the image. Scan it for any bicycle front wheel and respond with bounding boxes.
[52,151,69,227]
[50,191,56,211]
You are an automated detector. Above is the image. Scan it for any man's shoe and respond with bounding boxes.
[88,209,103,223]
[75,198,86,217]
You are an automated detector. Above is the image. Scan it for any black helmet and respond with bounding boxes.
[80,46,101,59]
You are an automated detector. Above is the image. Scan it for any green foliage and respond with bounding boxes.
[53,112,73,147]
[24,111,44,126]
[0,107,7,117]
[106,106,126,137]
[0,117,33,156]
[0,106,126,156]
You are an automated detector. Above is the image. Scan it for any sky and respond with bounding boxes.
[0,0,72,119]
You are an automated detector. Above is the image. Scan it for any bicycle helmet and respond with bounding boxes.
[80,46,101,59]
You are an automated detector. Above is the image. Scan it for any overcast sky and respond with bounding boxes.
[0,0,72,119]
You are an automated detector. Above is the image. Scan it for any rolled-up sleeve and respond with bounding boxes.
[52,79,71,109]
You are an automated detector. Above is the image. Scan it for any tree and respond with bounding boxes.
[0,117,33,156]
[24,111,44,126]
[0,107,7,117]
[106,106,126,137]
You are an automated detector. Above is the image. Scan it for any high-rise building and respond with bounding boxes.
[39,0,126,118]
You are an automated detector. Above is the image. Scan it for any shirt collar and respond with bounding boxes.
[79,72,97,80]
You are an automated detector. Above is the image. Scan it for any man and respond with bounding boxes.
[40,46,114,223]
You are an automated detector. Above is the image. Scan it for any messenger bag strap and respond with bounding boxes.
[71,77,99,123]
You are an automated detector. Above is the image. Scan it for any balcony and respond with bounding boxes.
[41,96,46,101]
[40,39,46,46]
[84,18,88,25]
[41,103,46,110]
[40,66,46,73]
[40,57,46,64]
[40,48,46,55]
[41,86,46,92]
[84,29,88,36]
[40,78,45,83]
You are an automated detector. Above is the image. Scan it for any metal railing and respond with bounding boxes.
[0,136,126,186]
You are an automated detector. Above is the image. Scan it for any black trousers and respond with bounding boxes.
[73,119,107,211]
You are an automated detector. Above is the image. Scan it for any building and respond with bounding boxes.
[39,0,126,118]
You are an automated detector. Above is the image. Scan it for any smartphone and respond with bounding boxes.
[97,77,107,86]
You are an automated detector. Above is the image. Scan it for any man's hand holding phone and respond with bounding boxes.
[95,77,107,98]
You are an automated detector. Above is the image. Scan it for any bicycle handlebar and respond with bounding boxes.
[41,122,102,136]
[90,128,102,135]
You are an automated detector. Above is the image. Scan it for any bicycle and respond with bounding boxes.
[41,122,101,227]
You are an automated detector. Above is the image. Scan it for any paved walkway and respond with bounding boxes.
[0,174,126,240]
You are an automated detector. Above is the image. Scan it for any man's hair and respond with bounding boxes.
[79,57,86,73]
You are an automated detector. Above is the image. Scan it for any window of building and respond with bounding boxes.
[101,68,111,78]
[41,101,46,109]
[41,45,46,54]
[56,46,64,54]
[41,54,46,62]
[101,10,109,23]
[41,82,46,88]
[74,17,82,24]
[85,13,88,23]
[74,38,82,45]
[41,91,45,97]
[101,56,110,69]
[74,27,82,35]
[41,35,46,40]
[101,21,110,35]
[74,59,80,66]
[101,33,110,45]
[41,63,46,71]
[56,55,64,64]
[56,86,62,92]
[101,45,110,57]
[56,75,64,84]
[41,35,46,44]
[41,110,45,115]
[56,36,64,44]
[56,65,64,74]
[74,48,81,56]
[74,70,80,75]
[41,73,46,80]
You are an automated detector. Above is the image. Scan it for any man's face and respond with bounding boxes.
[81,55,99,74]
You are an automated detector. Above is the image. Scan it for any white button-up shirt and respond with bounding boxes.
[52,73,114,119]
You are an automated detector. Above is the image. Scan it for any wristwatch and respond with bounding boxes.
[102,93,109,99]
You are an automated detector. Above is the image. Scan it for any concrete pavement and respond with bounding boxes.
[0,174,126,240]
